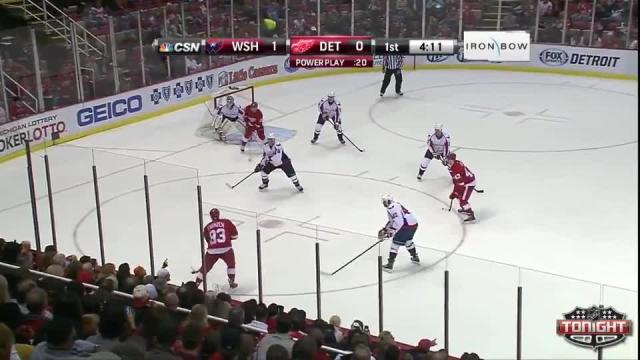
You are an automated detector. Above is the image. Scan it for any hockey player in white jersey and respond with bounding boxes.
[254,133,303,192]
[311,91,345,145]
[378,194,420,272]
[417,124,450,180]
[214,96,244,141]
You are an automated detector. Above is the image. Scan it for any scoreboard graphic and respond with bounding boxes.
[152,32,531,67]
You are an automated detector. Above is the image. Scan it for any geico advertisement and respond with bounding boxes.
[77,95,144,126]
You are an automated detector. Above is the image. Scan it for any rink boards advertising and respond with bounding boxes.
[152,32,531,67]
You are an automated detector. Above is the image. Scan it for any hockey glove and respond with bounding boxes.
[377,228,388,240]
[254,164,264,173]
[449,192,459,200]
[162,258,169,269]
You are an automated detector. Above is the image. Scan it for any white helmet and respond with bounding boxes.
[381,194,393,207]
[327,91,335,98]
[267,133,276,140]
[434,123,443,131]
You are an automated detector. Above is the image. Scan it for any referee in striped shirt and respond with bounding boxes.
[380,55,404,97]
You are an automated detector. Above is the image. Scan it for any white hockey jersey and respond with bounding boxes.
[318,98,341,122]
[261,142,290,167]
[217,103,244,119]
[386,202,418,232]
[427,132,450,155]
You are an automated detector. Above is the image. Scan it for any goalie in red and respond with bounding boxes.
[193,208,239,289]
[446,153,477,222]
[241,102,265,152]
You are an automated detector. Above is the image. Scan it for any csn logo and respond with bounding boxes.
[539,48,569,66]
[77,95,143,126]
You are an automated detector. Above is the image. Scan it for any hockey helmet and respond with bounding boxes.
[447,152,457,161]
[250,101,258,108]
[226,96,234,105]
[210,208,220,220]
[434,123,443,131]
[267,133,276,140]
[327,91,335,102]
[381,194,393,207]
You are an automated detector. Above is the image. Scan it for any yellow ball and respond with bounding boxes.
[263,18,277,31]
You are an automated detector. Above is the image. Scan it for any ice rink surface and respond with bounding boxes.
[0,70,637,359]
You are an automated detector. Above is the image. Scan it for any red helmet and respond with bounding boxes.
[210,208,220,220]
[447,152,457,161]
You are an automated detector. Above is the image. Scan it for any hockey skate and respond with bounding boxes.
[382,262,394,272]
[259,182,269,190]
[228,279,238,289]
[295,184,304,192]
[463,213,476,223]
[411,255,420,264]
[417,174,423,181]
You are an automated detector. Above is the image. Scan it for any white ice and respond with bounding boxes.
[0,70,637,359]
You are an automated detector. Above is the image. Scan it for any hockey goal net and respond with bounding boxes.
[197,85,255,143]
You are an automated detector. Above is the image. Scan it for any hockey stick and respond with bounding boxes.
[328,238,385,276]
[442,198,453,211]
[474,188,485,193]
[326,118,365,152]
[225,172,255,189]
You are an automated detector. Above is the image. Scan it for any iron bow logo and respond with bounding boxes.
[557,305,632,350]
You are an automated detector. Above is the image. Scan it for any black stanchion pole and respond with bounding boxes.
[315,242,321,319]
[378,255,384,333]
[25,140,41,251]
[256,229,263,304]
[197,185,207,292]
[444,270,450,351]
[92,165,105,265]
[517,286,522,360]
[143,174,155,276]
[44,154,57,249]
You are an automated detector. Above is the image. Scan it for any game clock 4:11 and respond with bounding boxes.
[408,39,456,55]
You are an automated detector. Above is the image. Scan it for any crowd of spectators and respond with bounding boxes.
[0,0,637,123]
[0,238,485,360]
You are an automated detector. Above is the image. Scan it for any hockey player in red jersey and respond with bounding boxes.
[241,102,265,152]
[446,153,477,222]
[193,208,239,288]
